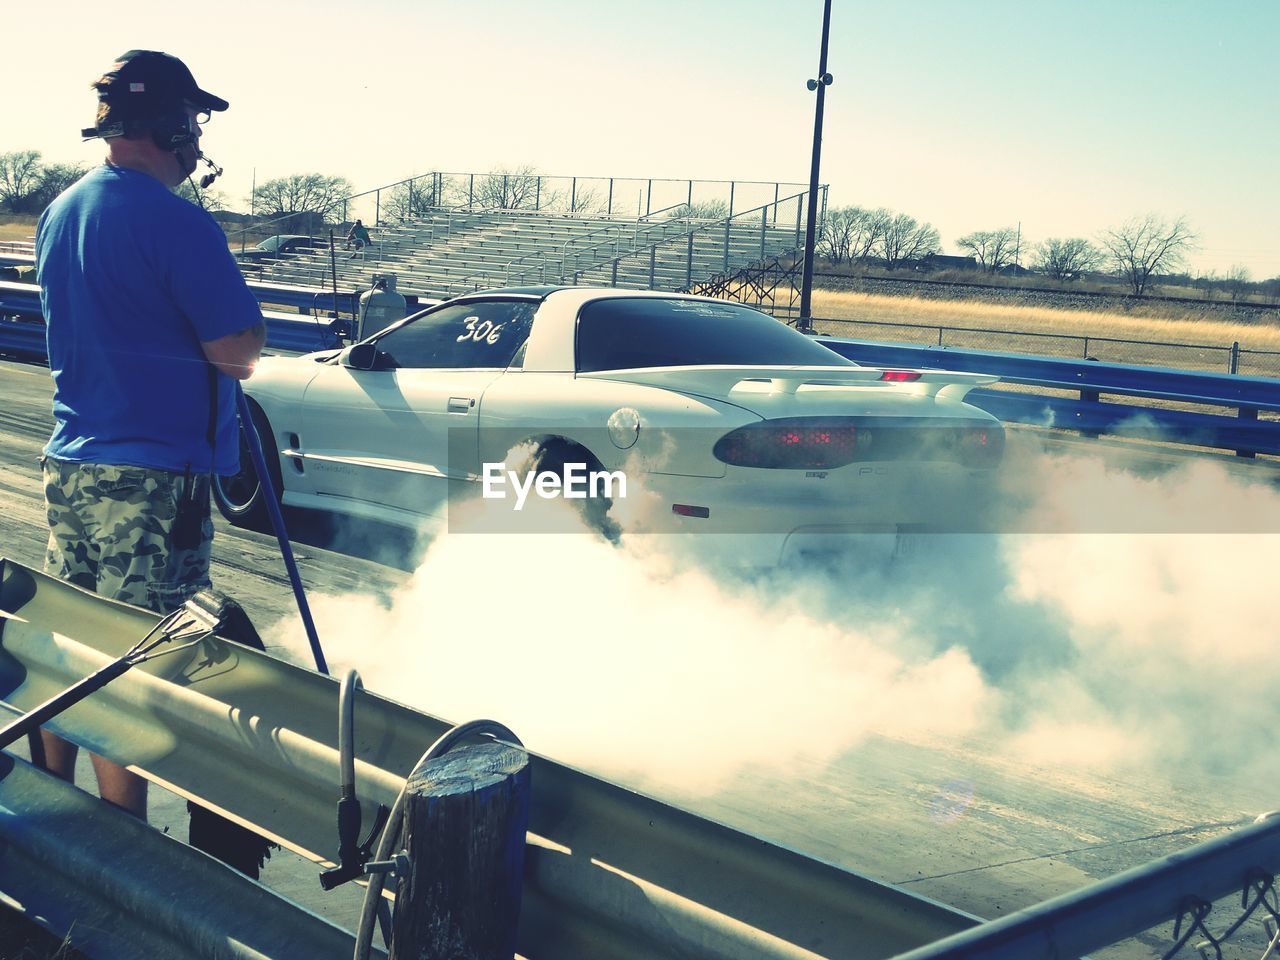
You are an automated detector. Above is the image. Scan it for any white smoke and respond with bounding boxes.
[270,439,1280,811]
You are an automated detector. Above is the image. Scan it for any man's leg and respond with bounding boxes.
[66,465,211,818]
[40,458,99,787]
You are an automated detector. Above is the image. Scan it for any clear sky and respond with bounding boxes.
[7,0,1278,278]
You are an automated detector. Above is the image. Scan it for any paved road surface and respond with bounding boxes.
[1,357,1275,958]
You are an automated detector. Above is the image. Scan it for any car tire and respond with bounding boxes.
[212,401,283,533]
[532,439,621,543]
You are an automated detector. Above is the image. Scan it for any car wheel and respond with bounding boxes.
[212,402,283,533]
[531,439,621,543]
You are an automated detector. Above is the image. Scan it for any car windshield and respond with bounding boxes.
[575,297,857,372]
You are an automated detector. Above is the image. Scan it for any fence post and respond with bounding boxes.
[407,181,413,220]
[646,179,652,217]
[724,218,731,273]
[607,178,613,216]
[728,181,735,219]
[687,180,693,208]
[649,246,657,288]
[1230,341,1240,375]
[468,174,474,210]
[1083,337,1090,359]
[773,182,779,226]
[570,177,577,213]
[795,196,803,247]
[375,189,380,226]
[390,741,530,960]
[612,259,619,285]
[760,208,768,261]
[686,233,694,287]
[937,326,943,347]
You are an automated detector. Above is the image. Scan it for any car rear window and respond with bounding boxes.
[575,298,856,372]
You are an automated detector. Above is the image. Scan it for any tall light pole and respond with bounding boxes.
[798,0,833,333]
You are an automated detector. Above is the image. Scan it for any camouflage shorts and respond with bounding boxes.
[42,457,214,614]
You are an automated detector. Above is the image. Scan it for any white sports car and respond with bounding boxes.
[214,287,1003,554]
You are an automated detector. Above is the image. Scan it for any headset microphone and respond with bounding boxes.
[198,154,223,189]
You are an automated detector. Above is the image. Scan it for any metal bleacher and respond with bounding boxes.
[240,201,808,300]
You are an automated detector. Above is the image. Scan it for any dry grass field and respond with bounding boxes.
[0,215,37,244]
[809,288,1280,350]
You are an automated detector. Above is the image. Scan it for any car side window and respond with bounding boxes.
[373,300,536,369]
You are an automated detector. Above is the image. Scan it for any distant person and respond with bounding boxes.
[346,218,372,258]
[35,50,265,819]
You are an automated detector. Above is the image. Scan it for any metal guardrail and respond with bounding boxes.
[889,812,1280,960]
[5,282,1278,456]
[0,755,372,959]
[0,280,354,357]
[0,560,978,960]
[815,336,1280,457]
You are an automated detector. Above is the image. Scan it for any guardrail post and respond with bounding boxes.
[1230,340,1240,374]
[390,740,530,960]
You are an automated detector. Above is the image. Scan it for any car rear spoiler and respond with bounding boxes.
[580,365,1000,403]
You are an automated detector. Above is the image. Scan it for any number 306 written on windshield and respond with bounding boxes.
[456,317,505,345]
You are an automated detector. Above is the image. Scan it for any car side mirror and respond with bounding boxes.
[341,342,379,370]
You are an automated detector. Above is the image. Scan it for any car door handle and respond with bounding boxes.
[448,397,475,414]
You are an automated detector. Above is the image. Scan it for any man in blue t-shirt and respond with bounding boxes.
[35,50,266,818]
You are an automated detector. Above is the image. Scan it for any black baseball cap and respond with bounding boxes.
[93,50,229,113]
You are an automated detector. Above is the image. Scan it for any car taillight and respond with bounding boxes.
[713,418,1005,470]
[714,420,864,469]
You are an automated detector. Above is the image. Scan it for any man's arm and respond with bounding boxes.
[202,321,267,380]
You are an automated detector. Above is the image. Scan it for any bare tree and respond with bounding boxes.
[955,227,1020,273]
[0,150,45,212]
[1099,214,1196,295]
[470,165,543,210]
[1224,264,1252,302]
[253,173,353,220]
[567,187,609,216]
[666,199,729,221]
[1034,237,1105,281]
[385,176,442,221]
[878,213,940,269]
[174,179,228,212]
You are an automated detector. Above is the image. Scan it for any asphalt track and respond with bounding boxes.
[1,356,1274,958]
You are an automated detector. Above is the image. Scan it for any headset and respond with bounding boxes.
[81,97,223,190]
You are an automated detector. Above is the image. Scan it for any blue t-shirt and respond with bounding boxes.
[36,165,262,475]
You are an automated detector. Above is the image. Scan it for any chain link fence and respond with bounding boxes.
[810,315,1280,379]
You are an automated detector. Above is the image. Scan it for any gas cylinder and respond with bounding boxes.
[357,274,407,339]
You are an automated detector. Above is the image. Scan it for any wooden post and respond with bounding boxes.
[390,741,530,960]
